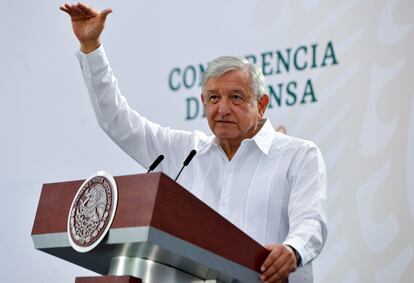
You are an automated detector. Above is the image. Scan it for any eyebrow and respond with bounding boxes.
[229,89,245,94]
[206,88,246,94]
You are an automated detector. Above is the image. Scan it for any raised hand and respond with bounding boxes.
[60,3,112,53]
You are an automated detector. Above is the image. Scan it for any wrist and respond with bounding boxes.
[286,245,302,267]
[80,40,101,54]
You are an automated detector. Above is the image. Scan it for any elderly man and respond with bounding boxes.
[61,3,327,283]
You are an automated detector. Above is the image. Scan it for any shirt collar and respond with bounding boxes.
[250,118,275,155]
[197,118,275,156]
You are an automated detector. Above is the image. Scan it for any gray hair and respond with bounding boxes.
[201,56,266,100]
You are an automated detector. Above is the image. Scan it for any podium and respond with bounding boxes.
[32,172,269,282]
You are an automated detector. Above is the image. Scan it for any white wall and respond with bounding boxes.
[1,0,413,282]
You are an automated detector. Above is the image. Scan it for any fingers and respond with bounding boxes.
[260,244,297,283]
[100,8,113,19]
[77,3,113,18]
[59,3,108,18]
[77,2,101,16]
[60,3,83,17]
[264,259,295,283]
[59,4,71,15]
[261,263,292,283]
[260,245,282,282]
[261,255,284,281]
[71,4,87,16]
[261,245,282,272]
[77,2,92,13]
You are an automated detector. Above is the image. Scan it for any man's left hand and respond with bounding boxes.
[260,244,297,283]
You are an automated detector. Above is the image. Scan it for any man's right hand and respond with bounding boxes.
[60,3,112,54]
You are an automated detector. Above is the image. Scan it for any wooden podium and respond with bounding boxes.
[32,172,269,282]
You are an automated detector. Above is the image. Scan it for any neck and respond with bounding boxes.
[219,119,266,160]
[220,141,240,160]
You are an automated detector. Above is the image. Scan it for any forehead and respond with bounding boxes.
[205,69,252,91]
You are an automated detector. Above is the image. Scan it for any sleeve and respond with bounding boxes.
[283,142,328,266]
[75,46,197,177]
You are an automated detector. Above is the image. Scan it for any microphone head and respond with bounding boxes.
[149,154,164,171]
[183,150,197,166]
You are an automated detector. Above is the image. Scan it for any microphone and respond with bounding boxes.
[146,155,164,174]
[174,150,197,182]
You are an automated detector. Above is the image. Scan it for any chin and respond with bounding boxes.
[214,131,239,140]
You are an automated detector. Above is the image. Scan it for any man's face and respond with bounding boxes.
[201,69,268,146]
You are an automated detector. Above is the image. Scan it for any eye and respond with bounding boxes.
[208,94,220,103]
[231,94,244,104]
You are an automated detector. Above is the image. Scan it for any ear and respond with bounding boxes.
[258,94,269,118]
[200,93,205,105]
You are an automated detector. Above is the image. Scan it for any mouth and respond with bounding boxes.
[216,120,236,124]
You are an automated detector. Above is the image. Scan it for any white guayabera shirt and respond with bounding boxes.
[77,46,328,283]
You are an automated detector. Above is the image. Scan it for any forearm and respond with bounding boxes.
[76,46,162,169]
[284,143,328,266]
[75,46,197,176]
[283,218,327,266]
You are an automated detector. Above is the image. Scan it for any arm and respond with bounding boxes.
[76,46,196,175]
[261,143,328,283]
[284,143,328,265]
[62,3,198,175]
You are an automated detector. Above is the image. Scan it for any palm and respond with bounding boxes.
[60,3,112,44]
[72,14,103,43]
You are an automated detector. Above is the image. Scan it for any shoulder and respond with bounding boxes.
[270,133,325,173]
[192,130,215,154]
[272,132,319,153]
[165,127,213,153]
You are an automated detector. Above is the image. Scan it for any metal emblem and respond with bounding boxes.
[67,171,118,253]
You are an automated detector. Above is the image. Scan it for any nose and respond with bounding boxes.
[217,97,231,115]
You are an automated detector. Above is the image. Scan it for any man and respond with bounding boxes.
[61,3,327,283]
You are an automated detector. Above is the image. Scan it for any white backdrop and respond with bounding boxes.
[1,0,413,282]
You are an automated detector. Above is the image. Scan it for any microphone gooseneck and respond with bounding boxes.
[146,155,165,174]
[175,150,197,182]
